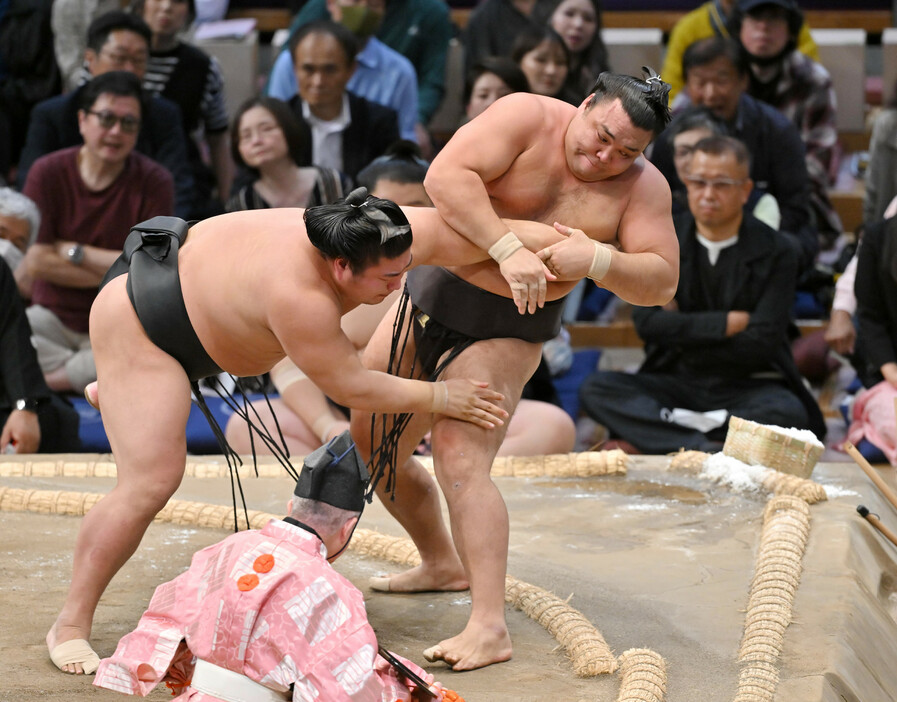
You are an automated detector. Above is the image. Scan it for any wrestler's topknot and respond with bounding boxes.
[587,67,672,138]
[304,188,413,273]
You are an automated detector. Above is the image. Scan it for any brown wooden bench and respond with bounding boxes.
[228,7,893,35]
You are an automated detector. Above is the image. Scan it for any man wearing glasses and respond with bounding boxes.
[648,36,817,272]
[579,134,825,454]
[17,10,194,218]
[21,70,174,397]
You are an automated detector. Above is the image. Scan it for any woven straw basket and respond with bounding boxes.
[722,416,824,479]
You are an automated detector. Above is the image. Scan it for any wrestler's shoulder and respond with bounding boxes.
[629,157,671,195]
[485,92,573,123]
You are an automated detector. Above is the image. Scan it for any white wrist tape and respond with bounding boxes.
[430,381,448,413]
[270,360,307,394]
[488,232,524,264]
[587,241,612,281]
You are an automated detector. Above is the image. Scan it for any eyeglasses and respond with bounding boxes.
[87,110,141,133]
[99,49,148,70]
[683,175,745,191]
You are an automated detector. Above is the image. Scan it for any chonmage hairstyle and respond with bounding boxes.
[586,66,672,138]
[304,187,413,273]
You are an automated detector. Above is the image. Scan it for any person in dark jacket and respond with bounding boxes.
[581,135,826,453]
[17,10,193,218]
[286,20,400,183]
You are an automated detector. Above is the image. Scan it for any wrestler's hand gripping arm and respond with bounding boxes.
[535,168,679,306]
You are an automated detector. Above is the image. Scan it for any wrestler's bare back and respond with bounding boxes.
[170,207,492,377]
[174,208,339,376]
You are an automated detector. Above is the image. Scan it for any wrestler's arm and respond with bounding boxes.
[403,207,563,267]
[271,289,507,428]
[267,298,399,444]
[596,168,678,306]
[537,166,679,306]
[423,94,554,310]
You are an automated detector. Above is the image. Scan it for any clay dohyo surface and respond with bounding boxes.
[2,455,897,701]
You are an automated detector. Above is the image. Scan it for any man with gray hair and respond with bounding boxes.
[0,242,80,455]
[0,186,40,298]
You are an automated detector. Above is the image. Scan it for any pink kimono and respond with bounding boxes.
[94,519,433,701]
[847,380,897,465]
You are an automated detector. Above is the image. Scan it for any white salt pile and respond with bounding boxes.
[701,452,770,493]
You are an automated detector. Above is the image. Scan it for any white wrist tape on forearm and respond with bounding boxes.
[430,381,448,413]
[587,240,612,281]
[270,360,307,394]
[488,232,524,263]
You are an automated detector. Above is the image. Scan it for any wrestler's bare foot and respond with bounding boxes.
[47,622,99,675]
[423,623,512,671]
[370,564,469,594]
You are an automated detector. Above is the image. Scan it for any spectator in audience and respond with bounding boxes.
[133,0,232,218]
[18,10,194,218]
[510,24,572,102]
[228,96,348,212]
[533,0,609,103]
[22,71,174,395]
[846,214,897,463]
[463,0,538,73]
[285,21,400,183]
[728,0,841,245]
[266,0,419,144]
[864,84,897,225]
[279,0,452,151]
[664,106,781,228]
[0,187,40,299]
[52,0,122,92]
[0,185,82,455]
[464,57,530,122]
[652,37,816,270]
[0,0,61,184]
[661,0,819,102]
[1,257,81,454]
[579,136,825,454]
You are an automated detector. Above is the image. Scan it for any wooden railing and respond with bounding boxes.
[227,7,893,34]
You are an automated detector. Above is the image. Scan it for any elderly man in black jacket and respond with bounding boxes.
[0,255,80,454]
[649,36,818,272]
[580,135,826,454]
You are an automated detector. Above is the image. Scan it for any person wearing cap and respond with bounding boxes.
[660,0,819,102]
[728,0,841,244]
[47,187,574,675]
[94,431,462,701]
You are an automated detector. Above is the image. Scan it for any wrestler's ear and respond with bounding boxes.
[331,257,352,282]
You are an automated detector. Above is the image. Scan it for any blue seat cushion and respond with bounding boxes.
[71,393,271,455]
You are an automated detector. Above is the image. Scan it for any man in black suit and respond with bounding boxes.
[287,20,399,182]
[17,11,193,218]
[580,135,826,453]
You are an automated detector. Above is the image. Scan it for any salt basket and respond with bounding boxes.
[722,416,824,479]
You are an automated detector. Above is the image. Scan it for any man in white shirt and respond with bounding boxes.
[285,20,400,182]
